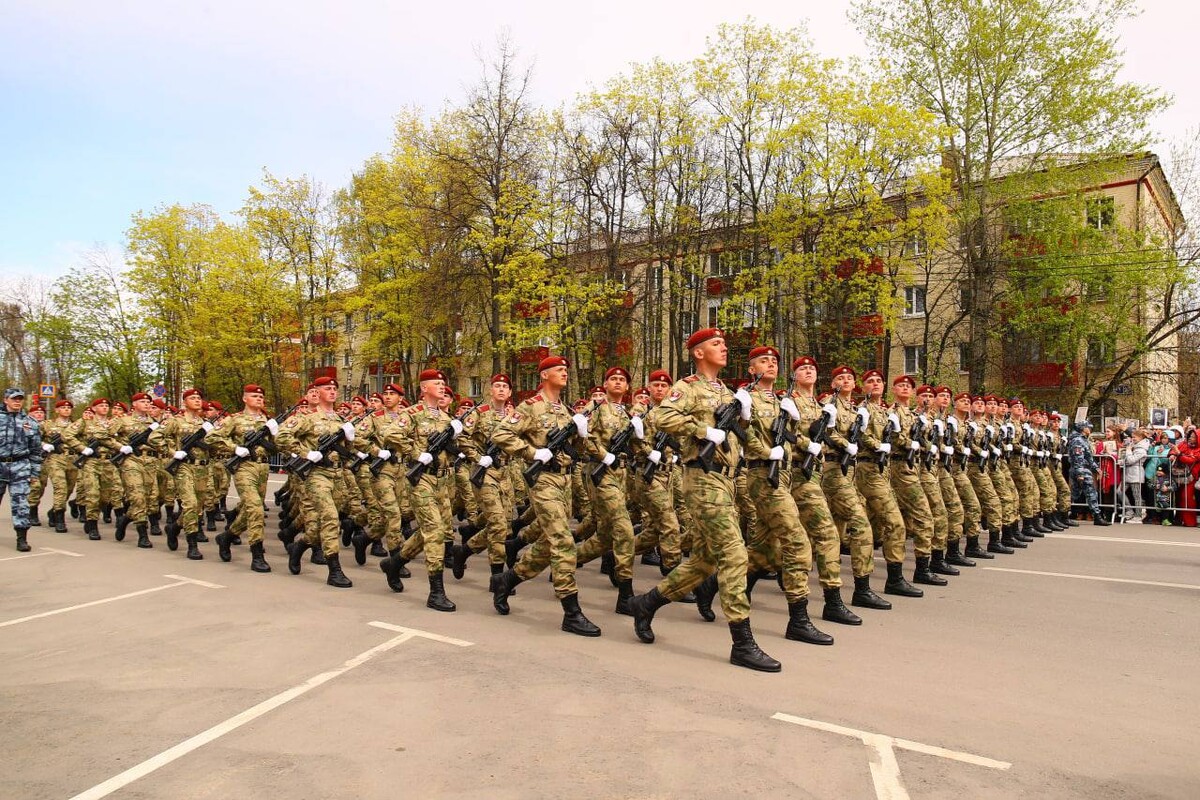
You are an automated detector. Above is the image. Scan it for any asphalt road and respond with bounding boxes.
[2,478,1198,799]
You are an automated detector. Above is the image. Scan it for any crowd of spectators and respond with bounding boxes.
[1092,420,1198,525]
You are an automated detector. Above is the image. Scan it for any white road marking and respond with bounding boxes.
[67,623,473,800]
[0,576,221,629]
[773,712,1010,800]
[1047,533,1200,548]
[983,566,1200,591]
[368,620,475,647]
[41,546,84,556]
[163,574,226,589]
[0,546,84,562]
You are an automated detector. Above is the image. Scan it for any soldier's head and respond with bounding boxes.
[1077,420,1092,435]
[971,396,986,415]
[181,389,202,413]
[831,365,856,396]
[3,387,25,413]
[788,354,814,388]
[632,386,651,406]
[350,396,367,416]
[82,407,94,420]
[305,383,320,407]
[686,328,727,370]
[417,370,445,404]
[56,399,74,419]
[891,375,915,403]
[490,374,512,405]
[29,405,44,421]
[648,370,672,403]
[369,392,383,411]
[915,384,935,410]
[312,376,338,407]
[1010,398,1025,420]
[382,383,404,410]
[954,392,972,415]
[90,397,111,418]
[242,385,266,413]
[590,385,606,404]
[934,386,952,411]
[112,402,127,417]
[131,393,152,415]
[604,367,630,400]
[743,347,777,385]
[537,356,569,392]
[861,369,884,400]
[984,395,999,416]
[206,401,223,420]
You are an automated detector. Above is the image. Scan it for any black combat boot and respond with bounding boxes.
[102,504,112,524]
[559,593,601,637]
[115,510,130,542]
[340,517,355,547]
[450,542,472,579]
[148,509,162,536]
[489,568,523,615]
[786,598,835,644]
[28,507,41,527]
[351,529,370,566]
[1021,518,1044,539]
[729,619,782,672]
[630,588,670,643]
[136,523,151,549]
[599,551,618,587]
[1039,513,1062,532]
[216,532,233,562]
[967,533,994,558]
[69,499,79,519]
[86,519,101,541]
[287,538,311,574]
[640,548,662,567]
[913,555,947,586]
[309,547,326,565]
[15,528,30,553]
[216,497,227,520]
[250,541,271,572]
[1092,511,1110,526]
[379,549,408,592]
[165,521,180,551]
[326,554,353,588]
[884,560,922,597]
[821,587,861,626]
[1001,522,1028,548]
[944,539,976,567]
[1060,510,1079,527]
[185,533,203,560]
[163,502,176,524]
[930,549,960,576]
[224,505,240,533]
[426,572,455,611]
[744,568,766,601]
[195,517,209,542]
[615,579,635,616]
[694,574,718,622]
[504,535,527,569]
[850,574,891,610]
[370,540,388,558]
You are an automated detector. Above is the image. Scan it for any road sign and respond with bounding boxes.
[1113,384,1132,396]
[152,383,166,398]
[39,384,55,398]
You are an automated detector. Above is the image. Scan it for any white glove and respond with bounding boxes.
[980,449,990,461]
[1005,444,1014,453]
[822,403,838,425]
[887,412,901,429]
[81,447,94,457]
[909,440,921,451]
[1054,454,1063,461]
[417,451,433,465]
[670,454,679,464]
[305,450,323,463]
[265,419,280,436]
[449,419,463,437]
[779,397,800,421]
[991,447,1001,457]
[341,422,355,441]
[733,388,753,420]
[629,416,644,439]
[356,451,368,460]
[42,442,54,453]
[234,446,250,458]
[928,442,938,453]
[477,455,493,469]
[201,422,214,433]
[648,450,663,464]
[942,445,954,455]
[377,449,392,461]
[769,445,785,461]
[845,443,858,457]
[572,414,589,438]
[986,425,996,436]
[919,414,929,427]
[960,446,970,455]
[119,445,133,455]
[703,427,727,445]
[807,441,823,456]
[172,450,187,460]
[947,416,959,431]
[934,419,945,435]
[533,448,553,463]
[149,422,160,430]
[878,443,892,454]
[602,453,616,466]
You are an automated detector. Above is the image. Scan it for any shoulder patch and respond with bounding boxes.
[507,411,523,424]
[683,375,699,383]
[478,404,490,412]
[523,395,539,406]
[668,390,683,402]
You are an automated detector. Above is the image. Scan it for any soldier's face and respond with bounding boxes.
[93,401,110,417]
[541,366,568,391]
[30,409,44,421]
[246,392,266,412]
[694,338,727,368]
[863,376,884,397]
[917,391,934,408]
[133,398,152,414]
[936,393,951,410]
[4,395,24,412]
[382,389,401,409]
[370,397,383,410]
[649,380,670,402]
[792,363,815,387]
[491,382,511,404]
[634,392,650,405]
[955,397,971,415]
[57,405,73,419]
[972,399,985,415]
[832,373,855,393]
[183,395,202,413]
[985,400,998,416]
[319,385,338,404]
[350,401,365,415]
[112,406,125,417]
[751,355,778,381]
[893,383,913,402]
[605,375,628,397]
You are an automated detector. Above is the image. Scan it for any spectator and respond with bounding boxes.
[1169,427,1199,527]
[1119,428,1149,522]
[1097,425,1122,523]
[1154,464,1175,526]
[1144,433,1171,523]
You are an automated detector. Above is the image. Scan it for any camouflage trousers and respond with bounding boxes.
[298,466,346,557]
[467,466,514,565]
[211,466,229,509]
[401,468,453,575]
[821,461,874,578]
[352,466,383,541]
[855,458,908,564]
[453,465,478,522]
[1034,464,1057,514]
[917,464,949,551]
[888,459,933,557]
[936,466,965,544]
[372,465,405,550]
[669,464,693,553]
[172,462,206,533]
[80,458,124,521]
[994,462,1019,524]
[230,462,268,546]
[745,465,812,602]
[119,456,158,524]
[1010,463,1040,519]
[950,465,981,536]
[572,466,596,540]
[632,469,683,570]
[512,471,579,599]
[28,466,44,508]
[41,454,76,512]
[158,464,176,508]
[0,460,36,530]
[1070,469,1101,514]
[576,467,636,582]
[1051,462,1072,512]
[967,463,1003,533]
[734,470,757,538]
[340,468,369,530]
[791,464,843,589]
[657,467,750,624]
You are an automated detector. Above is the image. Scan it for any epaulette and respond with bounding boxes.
[523,394,542,405]
[374,409,384,416]
[683,375,699,383]
[478,404,491,412]
[412,404,424,412]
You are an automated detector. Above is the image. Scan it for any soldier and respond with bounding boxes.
[110,392,162,548]
[275,376,358,586]
[931,386,975,568]
[26,405,46,526]
[1046,412,1078,527]
[62,397,125,540]
[1068,421,1109,525]
[1008,398,1049,539]
[208,384,278,571]
[158,389,219,559]
[355,383,408,565]
[489,355,602,637]
[627,329,781,672]
[788,356,861,626]
[966,395,1010,555]
[943,391,985,564]
[630,370,686,579]
[887,375,946,590]
[1029,409,1067,531]
[988,395,1029,549]
[574,366,642,615]
[1,388,42,551]
[914,385,955,576]
[40,399,77,533]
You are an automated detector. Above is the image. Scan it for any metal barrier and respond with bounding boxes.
[1090,449,1198,525]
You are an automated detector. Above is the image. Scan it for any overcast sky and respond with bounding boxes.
[1,0,1195,284]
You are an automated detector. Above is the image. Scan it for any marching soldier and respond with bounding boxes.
[1,388,42,551]
[40,399,77,533]
[630,370,686,578]
[26,405,46,526]
[886,375,944,591]
[158,389,217,559]
[110,392,162,548]
[1068,421,1108,525]
[62,397,125,540]
[1008,398,1048,539]
[1046,412,1078,527]
[355,383,408,565]
[208,384,278,571]
[914,385,956,577]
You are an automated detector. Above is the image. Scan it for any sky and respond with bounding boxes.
[1,0,1196,285]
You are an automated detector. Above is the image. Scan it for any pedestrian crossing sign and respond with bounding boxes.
[39,384,56,398]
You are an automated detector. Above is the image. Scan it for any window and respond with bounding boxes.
[343,350,351,368]
[957,281,972,313]
[344,313,354,335]
[905,232,927,257]
[903,345,926,375]
[1086,339,1112,366]
[1086,196,1115,231]
[706,300,721,328]
[903,286,926,318]
[519,370,539,393]
[958,342,970,373]
[321,351,334,368]
[709,251,742,278]
[469,377,483,397]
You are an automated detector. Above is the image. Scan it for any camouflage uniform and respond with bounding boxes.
[575,400,638,590]
[39,415,78,522]
[364,409,409,550]
[110,411,162,529]
[274,410,351,558]
[789,394,844,591]
[207,410,272,549]
[158,411,218,554]
[630,404,684,571]
[854,400,907,563]
[1068,428,1102,516]
[396,403,457,577]
[821,395,874,580]
[461,404,515,566]
[1,397,42,544]
[887,403,934,557]
[62,415,125,524]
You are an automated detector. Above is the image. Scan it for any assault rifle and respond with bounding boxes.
[72,437,105,469]
[224,402,302,474]
[766,379,799,489]
[923,416,940,470]
[166,412,228,475]
[406,405,477,487]
[110,421,162,467]
[943,417,960,471]
[641,430,681,484]
[591,410,644,487]
[839,405,870,476]
[796,401,836,483]
[696,372,762,474]
[284,411,369,479]
[468,440,503,487]
[523,400,598,488]
[876,412,900,473]
[43,431,63,455]
[906,415,926,468]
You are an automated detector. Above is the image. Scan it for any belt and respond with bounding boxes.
[890,454,911,463]
[0,455,30,463]
[823,454,842,463]
[539,461,566,474]
[856,455,877,464]
[683,460,736,477]
[745,458,788,469]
